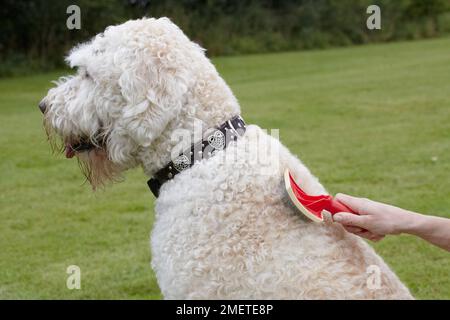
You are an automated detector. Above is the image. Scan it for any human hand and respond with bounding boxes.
[332,193,412,242]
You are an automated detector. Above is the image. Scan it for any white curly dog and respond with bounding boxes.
[40,17,413,299]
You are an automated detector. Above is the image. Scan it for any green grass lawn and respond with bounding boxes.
[0,37,449,299]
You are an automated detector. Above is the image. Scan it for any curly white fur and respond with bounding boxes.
[42,17,413,299]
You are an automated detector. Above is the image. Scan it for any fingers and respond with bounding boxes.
[321,210,333,224]
[335,193,369,215]
[370,234,385,242]
[343,226,385,242]
[356,231,385,242]
[333,212,368,228]
[334,193,388,242]
[343,226,365,233]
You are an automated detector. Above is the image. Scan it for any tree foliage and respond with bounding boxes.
[0,0,449,76]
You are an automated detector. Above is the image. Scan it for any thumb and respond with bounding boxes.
[333,212,367,228]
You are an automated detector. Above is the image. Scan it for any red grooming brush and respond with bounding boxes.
[284,169,357,222]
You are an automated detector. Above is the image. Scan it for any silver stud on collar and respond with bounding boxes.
[173,154,190,172]
[207,130,225,150]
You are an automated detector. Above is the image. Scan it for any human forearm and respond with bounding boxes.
[334,194,450,251]
[401,212,450,252]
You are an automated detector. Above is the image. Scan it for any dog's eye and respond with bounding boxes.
[77,67,90,79]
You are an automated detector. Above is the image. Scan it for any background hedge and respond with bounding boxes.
[1,0,449,76]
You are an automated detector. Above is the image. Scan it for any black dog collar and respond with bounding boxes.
[147,115,246,197]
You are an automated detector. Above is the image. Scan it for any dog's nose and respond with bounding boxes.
[38,100,47,114]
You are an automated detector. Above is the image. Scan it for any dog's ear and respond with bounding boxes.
[116,17,195,149]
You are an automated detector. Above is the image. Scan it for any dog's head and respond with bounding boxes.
[40,17,207,188]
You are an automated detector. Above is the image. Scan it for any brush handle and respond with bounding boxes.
[330,198,358,215]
